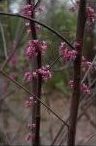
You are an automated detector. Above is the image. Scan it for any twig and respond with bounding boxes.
[0,22,8,59]
[0,25,25,71]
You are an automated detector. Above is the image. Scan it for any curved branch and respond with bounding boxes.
[0,12,75,50]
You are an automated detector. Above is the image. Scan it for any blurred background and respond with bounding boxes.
[0,0,96,145]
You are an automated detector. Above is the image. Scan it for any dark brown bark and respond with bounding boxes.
[67,1,87,146]
[27,0,41,146]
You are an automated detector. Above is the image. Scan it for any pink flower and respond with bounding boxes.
[69,80,91,95]
[59,42,77,62]
[24,71,38,82]
[32,71,38,78]
[27,123,36,130]
[25,97,34,108]
[40,41,48,55]
[81,56,92,71]
[81,83,91,95]
[21,3,46,18]
[68,80,74,88]
[24,65,51,82]
[38,65,52,81]
[21,4,33,17]
[24,72,33,82]
[25,40,38,59]
[25,40,48,59]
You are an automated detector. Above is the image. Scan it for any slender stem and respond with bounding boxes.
[0,22,8,59]
[1,25,25,71]
[67,1,87,146]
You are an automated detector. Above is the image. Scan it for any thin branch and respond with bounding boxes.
[83,112,96,128]
[0,26,25,71]
[0,22,8,59]
[84,133,96,145]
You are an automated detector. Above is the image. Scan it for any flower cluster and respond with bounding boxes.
[25,96,37,108]
[21,3,45,33]
[81,83,91,95]
[81,56,92,71]
[24,96,37,141]
[24,72,32,82]
[24,65,52,82]
[38,65,52,81]
[27,123,36,130]
[86,7,95,25]
[59,42,77,62]
[21,3,45,17]
[25,40,48,59]
[68,80,74,88]
[24,71,38,82]
[69,80,91,95]
[21,4,33,17]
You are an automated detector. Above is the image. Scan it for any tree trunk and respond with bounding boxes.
[67,1,87,146]
[26,1,42,146]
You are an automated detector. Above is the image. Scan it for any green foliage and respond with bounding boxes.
[45,70,70,95]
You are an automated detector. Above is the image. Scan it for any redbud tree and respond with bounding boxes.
[0,0,95,146]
